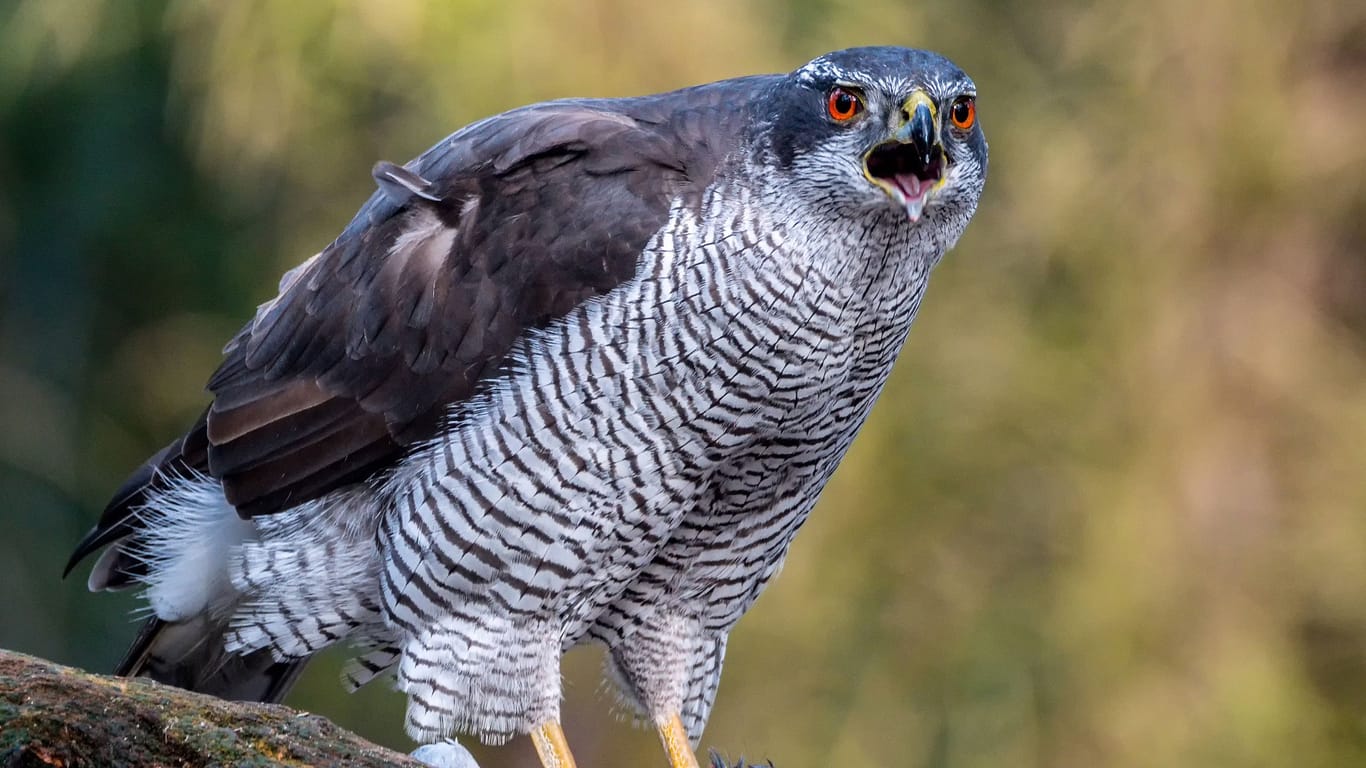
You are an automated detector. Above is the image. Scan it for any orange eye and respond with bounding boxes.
[827,86,862,122]
[950,96,976,130]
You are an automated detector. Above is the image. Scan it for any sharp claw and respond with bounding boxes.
[707,752,775,768]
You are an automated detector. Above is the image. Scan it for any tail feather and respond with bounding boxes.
[65,411,211,579]
[117,615,309,704]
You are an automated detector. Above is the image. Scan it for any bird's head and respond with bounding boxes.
[752,47,987,229]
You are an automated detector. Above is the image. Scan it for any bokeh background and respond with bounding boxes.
[3,1,1366,766]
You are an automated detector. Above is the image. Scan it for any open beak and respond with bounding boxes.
[863,91,946,222]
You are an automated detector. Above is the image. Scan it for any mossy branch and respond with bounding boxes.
[0,649,423,768]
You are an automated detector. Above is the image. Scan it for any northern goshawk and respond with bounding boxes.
[67,46,987,768]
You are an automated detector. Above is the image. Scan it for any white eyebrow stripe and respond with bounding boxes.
[796,58,976,106]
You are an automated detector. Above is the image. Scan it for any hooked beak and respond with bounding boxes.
[863,91,946,222]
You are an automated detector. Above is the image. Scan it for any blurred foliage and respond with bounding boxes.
[3,1,1366,766]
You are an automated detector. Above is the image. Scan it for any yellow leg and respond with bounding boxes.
[657,712,701,768]
[531,720,578,768]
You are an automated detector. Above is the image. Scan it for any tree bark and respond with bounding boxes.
[0,649,423,768]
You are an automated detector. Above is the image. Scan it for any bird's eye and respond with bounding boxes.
[826,87,863,122]
[950,96,976,130]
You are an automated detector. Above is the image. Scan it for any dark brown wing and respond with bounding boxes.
[68,77,771,576]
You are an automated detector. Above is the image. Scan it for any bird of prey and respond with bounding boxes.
[67,46,987,768]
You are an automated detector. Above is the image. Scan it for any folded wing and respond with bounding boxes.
[68,78,765,577]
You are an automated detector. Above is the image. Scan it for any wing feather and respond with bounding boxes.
[68,75,775,576]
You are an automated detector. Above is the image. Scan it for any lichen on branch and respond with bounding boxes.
[0,649,423,767]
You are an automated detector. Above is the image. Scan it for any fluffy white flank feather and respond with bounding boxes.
[124,471,256,621]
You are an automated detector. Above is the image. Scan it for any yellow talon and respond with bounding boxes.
[657,712,701,768]
[531,720,578,768]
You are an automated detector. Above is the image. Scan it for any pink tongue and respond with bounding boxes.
[896,173,931,222]
[897,174,924,199]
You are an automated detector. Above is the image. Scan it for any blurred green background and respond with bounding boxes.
[3,1,1366,766]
